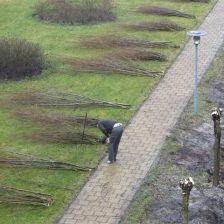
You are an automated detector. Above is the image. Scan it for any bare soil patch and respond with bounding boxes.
[147,79,224,224]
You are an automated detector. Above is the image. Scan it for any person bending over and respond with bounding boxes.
[97,120,124,164]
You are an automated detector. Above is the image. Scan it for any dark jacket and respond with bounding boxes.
[97,120,117,137]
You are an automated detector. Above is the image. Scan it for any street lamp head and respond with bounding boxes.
[193,36,200,45]
[187,30,207,45]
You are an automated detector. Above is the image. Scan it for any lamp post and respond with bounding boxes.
[187,30,207,114]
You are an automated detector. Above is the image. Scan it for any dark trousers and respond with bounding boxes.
[108,125,124,161]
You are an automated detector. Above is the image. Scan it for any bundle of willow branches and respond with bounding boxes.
[0,157,94,171]
[81,35,179,49]
[0,186,53,207]
[179,0,209,2]
[9,89,130,109]
[65,57,161,77]
[112,48,167,61]
[133,6,195,19]
[18,111,99,128]
[32,131,100,145]
[123,21,184,32]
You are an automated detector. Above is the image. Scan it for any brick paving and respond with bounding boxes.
[57,1,224,223]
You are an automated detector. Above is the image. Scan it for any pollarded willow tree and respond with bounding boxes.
[211,107,222,187]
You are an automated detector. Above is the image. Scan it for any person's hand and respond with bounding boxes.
[106,137,110,144]
[101,136,107,144]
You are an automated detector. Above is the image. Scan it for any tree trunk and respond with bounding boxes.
[182,193,190,224]
[213,119,221,186]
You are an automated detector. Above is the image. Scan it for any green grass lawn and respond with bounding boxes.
[0,0,217,223]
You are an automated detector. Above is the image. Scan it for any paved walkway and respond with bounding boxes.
[57,1,224,223]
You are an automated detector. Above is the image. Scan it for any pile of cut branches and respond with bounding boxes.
[9,89,130,109]
[112,48,166,61]
[0,157,94,171]
[17,110,102,145]
[18,111,99,127]
[32,131,100,145]
[133,6,195,19]
[81,35,179,49]
[179,0,209,2]
[0,186,53,207]
[123,21,184,32]
[65,58,161,77]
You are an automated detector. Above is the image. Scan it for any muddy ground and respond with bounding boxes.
[146,79,224,224]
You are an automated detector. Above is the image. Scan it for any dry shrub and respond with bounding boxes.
[112,48,167,61]
[81,35,179,49]
[34,0,116,25]
[133,6,195,19]
[123,21,184,32]
[65,57,161,77]
[0,38,44,81]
